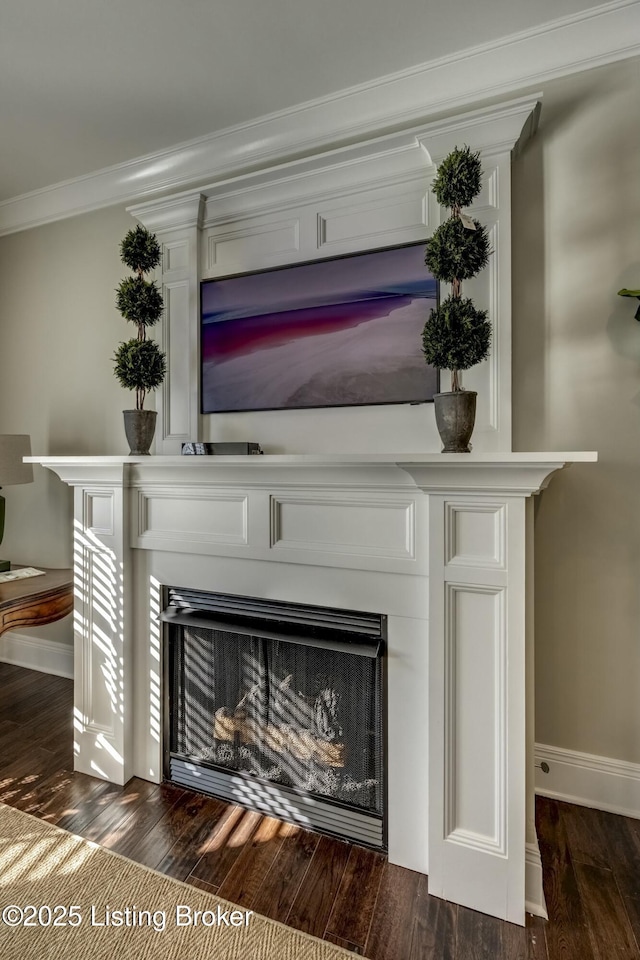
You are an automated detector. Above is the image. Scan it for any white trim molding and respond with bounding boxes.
[0,631,73,679]
[525,840,548,919]
[535,742,640,819]
[0,0,638,236]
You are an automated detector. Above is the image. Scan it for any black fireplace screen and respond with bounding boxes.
[168,620,384,817]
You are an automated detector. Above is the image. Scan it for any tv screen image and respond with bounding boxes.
[200,241,438,413]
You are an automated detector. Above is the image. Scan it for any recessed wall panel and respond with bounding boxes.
[318,191,426,249]
[445,503,506,568]
[207,220,300,272]
[83,491,114,536]
[270,496,415,560]
[163,239,189,273]
[164,280,191,438]
[83,549,119,736]
[139,492,248,545]
[445,584,506,853]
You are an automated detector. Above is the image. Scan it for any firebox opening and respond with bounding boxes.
[162,588,386,849]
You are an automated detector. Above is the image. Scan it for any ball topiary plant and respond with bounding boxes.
[422,146,491,392]
[114,225,167,410]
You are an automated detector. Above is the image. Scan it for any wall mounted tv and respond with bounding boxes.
[200,240,439,414]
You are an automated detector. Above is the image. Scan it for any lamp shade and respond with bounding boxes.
[0,435,33,486]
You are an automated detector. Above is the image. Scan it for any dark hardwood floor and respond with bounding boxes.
[1,661,639,958]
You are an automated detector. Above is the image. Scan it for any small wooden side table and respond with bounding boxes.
[0,568,73,637]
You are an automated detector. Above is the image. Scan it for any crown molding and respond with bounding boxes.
[126,193,206,234]
[0,0,638,238]
[127,95,541,232]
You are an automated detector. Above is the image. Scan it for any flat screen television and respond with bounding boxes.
[200,240,439,414]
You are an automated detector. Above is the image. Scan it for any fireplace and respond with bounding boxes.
[162,588,385,848]
[30,452,594,922]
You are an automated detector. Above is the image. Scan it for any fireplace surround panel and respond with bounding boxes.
[29,452,598,924]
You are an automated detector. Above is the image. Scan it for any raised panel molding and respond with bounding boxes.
[83,490,114,536]
[317,185,428,250]
[270,494,416,560]
[444,583,507,855]
[486,220,501,431]
[445,502,506,569]
[162,238,190,274]
[162,279,191,440]
[198,160,440,243]
[136,489,248,546]
[80,548,119,739]
[205,218,300,274]
[486,167,500,211]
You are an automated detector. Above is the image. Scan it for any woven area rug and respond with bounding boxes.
[0,802,354,959]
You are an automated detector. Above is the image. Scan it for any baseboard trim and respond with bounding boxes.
[525,840,547,919]
[535,742,640,820]
[0,631,73,679]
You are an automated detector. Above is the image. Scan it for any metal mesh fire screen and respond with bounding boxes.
[163,589,385,848]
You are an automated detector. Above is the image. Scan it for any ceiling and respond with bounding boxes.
[0,0,607,202]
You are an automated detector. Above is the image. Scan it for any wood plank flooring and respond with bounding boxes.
[1,661,640,958]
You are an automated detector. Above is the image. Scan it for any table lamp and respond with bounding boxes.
[0,435,33,572]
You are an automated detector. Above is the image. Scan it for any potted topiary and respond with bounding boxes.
[422,146,492,452]
[114,225,167,455]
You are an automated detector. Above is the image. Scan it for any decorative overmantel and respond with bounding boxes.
[126,94,541,457]
[30,451,596,925]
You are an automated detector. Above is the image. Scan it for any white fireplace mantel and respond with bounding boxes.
[30,451,596,925]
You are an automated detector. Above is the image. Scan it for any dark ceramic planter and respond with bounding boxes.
[123,410,157,456]
[433,390,477,453]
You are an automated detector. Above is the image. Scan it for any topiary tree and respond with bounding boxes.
[114,225,167,410]
[422,146,491,392]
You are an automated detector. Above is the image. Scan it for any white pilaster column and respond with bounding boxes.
[428,491,526,923]
[397,458,582,925]
[128,194,205,454]
[70,463,132,784]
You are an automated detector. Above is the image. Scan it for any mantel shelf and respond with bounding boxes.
[28,451,597,497]
[27,452,597,466]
